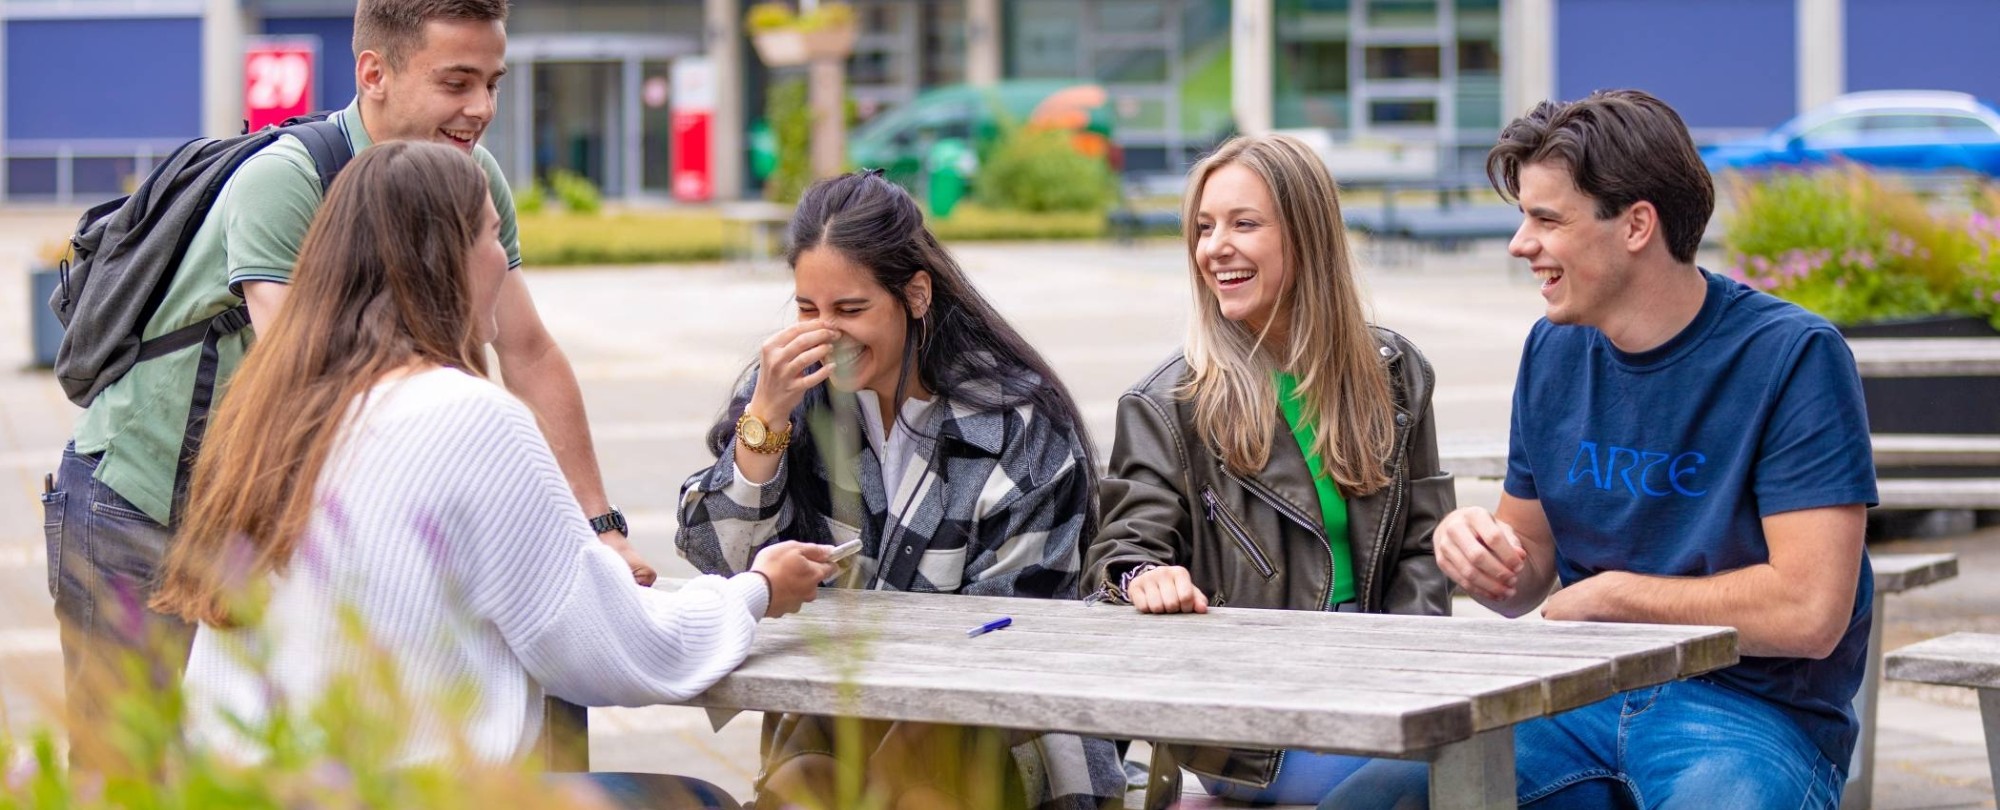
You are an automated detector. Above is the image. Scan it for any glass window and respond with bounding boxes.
[1275,0,1352,130]
[1364,45,1441,80]
[921,1,966,85]
[1457,39,1499,75]
[1287,41,1351,93]
[850,50,901,85]
[1934,115,2000,140]
[6,158,58,198]
[1366,0,1438,28]
[1008,0,1082,79]
[1179,0,1234,143]
[1095,0,1165,34]
[1108,93,1171,131]
[1095,48,1169,83]
[1369,98,1438,124]
[71,157,138,197]
[1799,115,1864,146]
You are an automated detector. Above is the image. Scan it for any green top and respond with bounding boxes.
[1272,371,1355,606]
[71,98,523,524]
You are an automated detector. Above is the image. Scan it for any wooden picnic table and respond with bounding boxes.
[662,585,1736,809]
[1885,632,2000,803]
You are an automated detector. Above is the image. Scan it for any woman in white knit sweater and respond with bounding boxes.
[150,141,834,809]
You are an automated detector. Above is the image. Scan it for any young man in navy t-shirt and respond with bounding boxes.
[1328,90,1876,808]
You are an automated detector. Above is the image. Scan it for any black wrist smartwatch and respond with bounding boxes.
[588,506,628,537]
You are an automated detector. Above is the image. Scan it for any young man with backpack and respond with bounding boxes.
[42,0,652,762]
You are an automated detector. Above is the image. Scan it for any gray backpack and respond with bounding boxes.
[48,114,350,518]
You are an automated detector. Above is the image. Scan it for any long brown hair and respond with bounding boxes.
[1181,134,1396,493]
[152,141,493,626]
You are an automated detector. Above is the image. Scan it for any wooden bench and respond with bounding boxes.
[1885,632,2000,804]
[1845,338,2000,378]
[1846,553,1960,809]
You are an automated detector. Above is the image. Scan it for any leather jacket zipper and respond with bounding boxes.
[1219,468,1336,609]
[1202,486,1277,579]
[1367,406,1419,611]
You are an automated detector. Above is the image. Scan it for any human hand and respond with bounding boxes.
[1127,565,1209,614]
[1540,571,1626,622]
[747,319,839,423]
[750,541,838,618]
[1433,506,1527,603]
[604,535,657,587]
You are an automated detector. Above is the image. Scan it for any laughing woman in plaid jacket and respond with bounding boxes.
[675,171,1122,810]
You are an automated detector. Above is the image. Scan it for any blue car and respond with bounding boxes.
[1702,90,2000,177]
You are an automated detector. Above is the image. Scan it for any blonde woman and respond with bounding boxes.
[1085,133,1453,804]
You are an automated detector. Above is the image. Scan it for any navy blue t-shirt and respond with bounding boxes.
[1504,269,1878,766]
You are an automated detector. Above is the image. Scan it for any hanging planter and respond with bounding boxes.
[747,2,857,68]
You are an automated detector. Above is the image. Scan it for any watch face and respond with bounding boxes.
[740,415,768,447]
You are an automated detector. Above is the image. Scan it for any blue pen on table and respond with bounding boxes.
[966,616,1012,638]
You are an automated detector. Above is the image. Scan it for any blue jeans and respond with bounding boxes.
[1319,678,1846,809]
[1200,750,1374,804]
[44,444,195,768]
[548,772,743,810]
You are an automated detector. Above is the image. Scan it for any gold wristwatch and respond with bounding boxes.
[736,411,793,454]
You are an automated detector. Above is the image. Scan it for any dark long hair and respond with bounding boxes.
[705,171,1099,541]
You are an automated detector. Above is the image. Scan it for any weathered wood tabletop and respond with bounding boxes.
[1886,632,2000,803]
[662,586,1736,809]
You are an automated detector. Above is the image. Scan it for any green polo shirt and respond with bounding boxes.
[1273,371,1355,606]
[71,98,522,524]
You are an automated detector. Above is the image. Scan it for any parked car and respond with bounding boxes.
[1702,90,2000,177]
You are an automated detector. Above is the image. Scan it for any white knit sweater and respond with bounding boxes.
[183,367,770,765]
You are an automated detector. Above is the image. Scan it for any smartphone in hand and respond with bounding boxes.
[829,538,864,563]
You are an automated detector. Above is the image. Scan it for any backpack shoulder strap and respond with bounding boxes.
[286,118,355,192]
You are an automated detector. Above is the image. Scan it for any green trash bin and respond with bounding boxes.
[925,138,974,219]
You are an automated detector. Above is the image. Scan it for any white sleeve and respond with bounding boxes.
[437,392,770,706]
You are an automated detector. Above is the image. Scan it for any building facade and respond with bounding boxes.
[4,0,1999,203]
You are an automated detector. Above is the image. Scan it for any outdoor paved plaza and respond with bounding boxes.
[0,209,1991,807]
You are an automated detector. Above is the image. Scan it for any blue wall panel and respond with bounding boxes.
[1557,0,1796,130]
[5,17,203,141]
[261,16,357,111]
[1847,0,2000,104]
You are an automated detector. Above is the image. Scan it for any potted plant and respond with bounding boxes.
[1720,166,2000,442]
[746,2,857,68]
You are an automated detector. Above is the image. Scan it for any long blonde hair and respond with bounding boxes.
[151,141,494,627]
[1181,134,1395,493]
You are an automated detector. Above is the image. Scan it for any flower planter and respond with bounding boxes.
[750,25,856,68]
[750,29,809,67]
[1838,315,2000,478]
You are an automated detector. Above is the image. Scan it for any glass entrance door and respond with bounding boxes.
[534,61,622,196]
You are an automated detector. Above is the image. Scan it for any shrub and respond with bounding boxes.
[518,212,728,266]
[546,170,603,216]
[515,181,547,215]
[975,127,1117,214]
[764,78,813,204]
[744,1,795,33]
[1720,166,2000,329]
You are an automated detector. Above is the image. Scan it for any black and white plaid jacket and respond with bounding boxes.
[676,388,1123,809]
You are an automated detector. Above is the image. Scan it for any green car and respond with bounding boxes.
[752,80,1119,193]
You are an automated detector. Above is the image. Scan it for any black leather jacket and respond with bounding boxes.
[1084,326,1454,787]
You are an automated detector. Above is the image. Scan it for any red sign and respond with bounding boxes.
[670,57,715,202]
[245,39,317,132]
